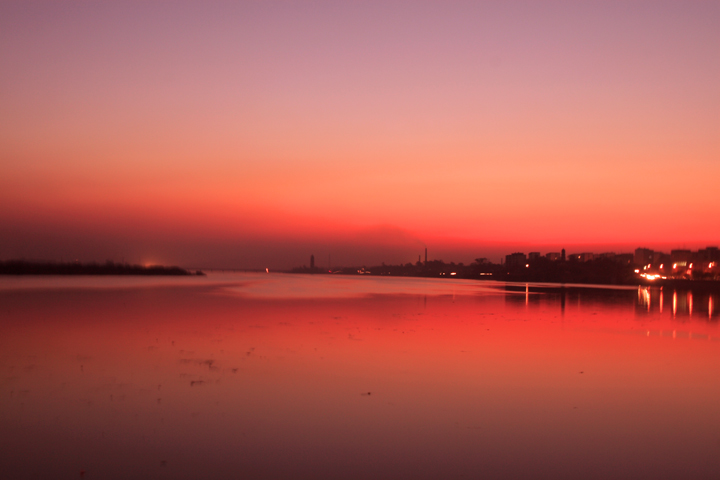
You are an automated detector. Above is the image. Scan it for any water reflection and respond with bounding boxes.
[504,284,633,313]
[1,275,720,479]
[500,282,720,325]
[635,286,718,320]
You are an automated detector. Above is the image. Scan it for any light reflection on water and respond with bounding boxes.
[1,273,720,479]
[635,286,718,320]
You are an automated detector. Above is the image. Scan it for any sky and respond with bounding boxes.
[1,1,718,269]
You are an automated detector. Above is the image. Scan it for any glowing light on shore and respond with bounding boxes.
[639,273,663,280]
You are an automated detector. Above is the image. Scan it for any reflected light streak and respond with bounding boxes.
[640,288,651,312]
[709,297,714,320]
[673,290,677,317]
[688,292,693,317]
[525,284,529,306]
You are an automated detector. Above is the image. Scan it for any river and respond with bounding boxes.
[1,273,718,479]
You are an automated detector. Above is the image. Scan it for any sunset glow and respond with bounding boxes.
[1,1,718,268]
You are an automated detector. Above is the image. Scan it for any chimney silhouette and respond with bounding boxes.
[425,248,427,265]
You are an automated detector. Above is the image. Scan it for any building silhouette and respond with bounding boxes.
[634,248,654,266]
[505,252,527,268]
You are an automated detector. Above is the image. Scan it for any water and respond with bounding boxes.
[1,273,719,479]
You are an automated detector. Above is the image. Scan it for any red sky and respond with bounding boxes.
[1,1,718,268]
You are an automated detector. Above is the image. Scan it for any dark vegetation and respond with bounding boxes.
[0,260,204,276]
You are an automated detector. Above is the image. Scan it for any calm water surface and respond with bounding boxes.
[1,273,719,479]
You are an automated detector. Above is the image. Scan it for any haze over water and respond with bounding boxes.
[1,274,719,479]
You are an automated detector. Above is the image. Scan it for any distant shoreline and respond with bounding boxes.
[0,261,204,276]
[288,261,720,292]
